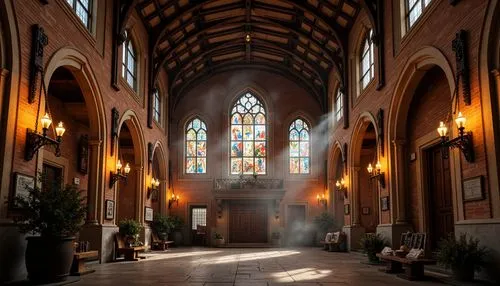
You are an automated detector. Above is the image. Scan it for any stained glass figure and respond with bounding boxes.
[289,118,311,174]
[230,93,266,174]
[185,117,207,174]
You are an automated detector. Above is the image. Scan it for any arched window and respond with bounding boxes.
[360,29,374,91]
[230,93,266,175]
[334,89,343,122]
[185,117,207,174]
[153,88,161,123]
[289,118,310,174]
[406,0,432,30]
[122,32,137,91]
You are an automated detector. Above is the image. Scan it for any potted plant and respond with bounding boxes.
[152,213,173,240]
[119,219,142,247]
[437,233,487,282]
[214,232,225,247]
[360,233,387,264]
[313,212,337,245]
[14,183,86,283]
[170,215,184,246]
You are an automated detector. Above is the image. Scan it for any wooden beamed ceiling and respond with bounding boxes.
[134,0,361,110]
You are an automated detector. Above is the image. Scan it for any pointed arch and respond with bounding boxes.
[184,116,208,174]
[288,117,311,174]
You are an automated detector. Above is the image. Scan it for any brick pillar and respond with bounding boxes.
[393,139,409,224]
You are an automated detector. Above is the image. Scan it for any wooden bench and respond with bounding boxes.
[114,233,146,261]
[71,250,99,276]
[151,232,174,251]
[377,232,436,281]
[320,231,347,252]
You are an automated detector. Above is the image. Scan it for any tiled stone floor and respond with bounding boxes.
[74,247,447,286]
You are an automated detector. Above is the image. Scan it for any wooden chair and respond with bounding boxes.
[151,231,174,251]
[114,233,146,261]
[320,231,347,252]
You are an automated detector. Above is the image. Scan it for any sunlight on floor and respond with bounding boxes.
[196,250,301,265]
[139,250,223,261]
[272,267,332,282]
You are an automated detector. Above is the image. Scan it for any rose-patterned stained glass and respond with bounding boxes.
[230,93,266,174]
[185,117,207,174]
[289,118,311,174]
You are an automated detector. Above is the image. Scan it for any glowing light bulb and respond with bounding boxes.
[41,113,52,129]
[367,163,373,174]
[455,112,466,129]
[124,163,131,174]
[375,161,382,172]
[116,160,123,171]
[336,180,341,187]
[55,122,65,137]
[437,121,448,137]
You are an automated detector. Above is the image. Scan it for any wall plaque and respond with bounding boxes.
[463,176,483,201]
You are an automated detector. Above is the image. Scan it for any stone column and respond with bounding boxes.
[392,139,408,224]
[351,167,361,226]
[0,68,10,219]
[85,139,102,225]
[135,164,144,222]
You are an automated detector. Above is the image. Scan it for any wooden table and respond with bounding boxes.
[376,253,436,281]
[71,250,99,276]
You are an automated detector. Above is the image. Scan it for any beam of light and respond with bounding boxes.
[195,250,301,265]
[272,267,332,282]
[135,250,223,261]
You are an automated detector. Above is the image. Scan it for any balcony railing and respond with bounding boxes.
[214,178,284,190]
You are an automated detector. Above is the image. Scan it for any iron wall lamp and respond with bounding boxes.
[336,178,348,198]
[25,113,66,161]
[437,112,474,162]
[367,161,385,188]
[168,193,180,209]
[110,160,130,188]
[147,178,160,200]
[317,193,327,208]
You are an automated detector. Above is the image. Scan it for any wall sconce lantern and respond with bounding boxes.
[336,177,347,198]
[109,160,130,188]
[437,112,474,162]
[148,178,160,201]
[168,193,180,209]
[367,161,385,188]
[317,193,327,208]
[25,113,66,161]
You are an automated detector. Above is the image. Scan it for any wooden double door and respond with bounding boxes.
[229,202,268,243]
[426,145,454,250]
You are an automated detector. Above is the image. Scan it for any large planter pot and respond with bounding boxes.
[452,266,475,282]
[173,230,183,246]
[25,236,75,283]
[215,238,225,247]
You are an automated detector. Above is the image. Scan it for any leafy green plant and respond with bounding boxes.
[14,183,87,237]
[437,233,487,272]
[170,215,184,230]
[214,232,223,239]
[152,213,174,235]
[313,212,337,233]
[119,219,142,238]
[360,233,387,262]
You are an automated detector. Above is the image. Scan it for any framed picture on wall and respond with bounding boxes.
[344,204,350,215]
[105,200,115,220]
[13,172,35,203]
[145,207,154,222]
[362,207,370,215]
[77,135,89,174]
[381,196,390,211]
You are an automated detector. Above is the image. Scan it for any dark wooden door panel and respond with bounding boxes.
[427,146,454,249]
[229,202,267,243]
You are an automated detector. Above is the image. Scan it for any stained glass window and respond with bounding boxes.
[334,89,343,122]
[122,32,137,91]
[289,118,310,174]
[406,0,432,30]
[65,0,92,30]
[360,29,374,91]
[185,117,207,174]
[230,93,266,175]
